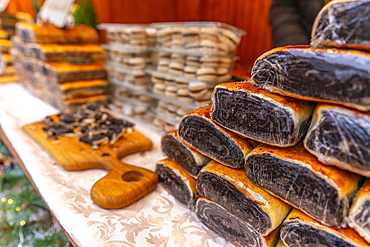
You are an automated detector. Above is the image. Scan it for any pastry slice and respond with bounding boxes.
[37,61,107,83]
[58,80,109,100]
[196,196,280,247]
[0,39,11,53]
[251,45,370,111]
[304,103,370,177]
[349,179,370,244]
[155,158,198,209]
[211,81,316,147]
[178,105,258,168]
[161,130,210,178]
[311,0,370,50]
[29,43,104,63]
[281,209,369,247]
[245,142,361,227]
[16,23,99,44]
[197,160,291,236]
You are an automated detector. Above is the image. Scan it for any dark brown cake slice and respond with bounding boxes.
[155,158,198,209]
[245,142,361,227]
[58,80,109,100]
[29,43,104,63]
[211,81,315,147]
[196,196,280,247]
[311,0,370,51]
[251,45,370,111]
[161,130,210,178]
[37,61,107,83]
[304,103,370,177]
[178,105,258,168]
[197,160,290,236]
[281,209,370,247]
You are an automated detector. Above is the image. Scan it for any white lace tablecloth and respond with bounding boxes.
[0,83,236,247]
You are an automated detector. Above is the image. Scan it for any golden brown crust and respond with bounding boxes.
[285,209,370,247]
[59,79,108,91]
[17,23,99,44]
[47,62,105,72]
[64,94,108,105]
[249,142,361,197]
[355,179,370,201]
[0,29,8,39]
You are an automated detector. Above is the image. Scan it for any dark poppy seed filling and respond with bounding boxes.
[155,163,193,206]
[178,116,245,168]
[281,221,357,247]
[196,197,266,247]
[312,1,370,50]
[245,153,348,227]
[251,48,370,110]
[196,170,271,235]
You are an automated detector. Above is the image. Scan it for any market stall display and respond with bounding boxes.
[2,0,370,246]
[153,2,370,246]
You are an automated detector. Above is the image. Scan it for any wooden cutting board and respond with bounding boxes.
[23,121,158,209]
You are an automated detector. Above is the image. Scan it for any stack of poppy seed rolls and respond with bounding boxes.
[156,1,370,246]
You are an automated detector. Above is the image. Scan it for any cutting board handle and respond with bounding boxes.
[91,158,158,209]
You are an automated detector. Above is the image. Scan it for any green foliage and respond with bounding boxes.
[0,138,11,156]
[0,140,71,247]
[72,0,98,30]
[32,0,41,15]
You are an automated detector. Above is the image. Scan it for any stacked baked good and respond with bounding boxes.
[11,23,108,111]
[156,1,370,246]
[0,27,17,83]
[149,22,245,131]
[99,24,156,121]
